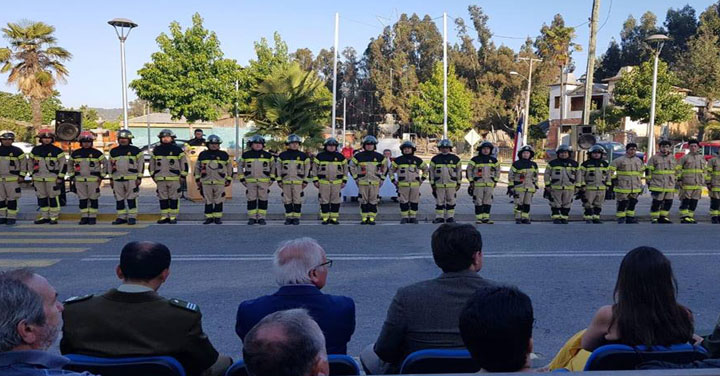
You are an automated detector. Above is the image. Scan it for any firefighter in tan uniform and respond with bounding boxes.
[706,153,720,223]
[391,141,427,224]
[0,130,27,225]
[195,135,233,225]
[30,129,67,225]
[276,134,311,225]
[508,145,539,224]
[238,135,275,225]
[676,139,705,223]
[467,141,499,224]
[543,145,580,224]
[349,136,386,225]
[646,140,677,224]
[610,143,644,223]
[109,130,144,225]
[150,129,188,224]
[429,139,462,224]
[312,137,347,225]
[578,145,611,223]
[68,131,107,225]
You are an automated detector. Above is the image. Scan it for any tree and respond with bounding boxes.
[409,63,472,138]
[619,12,663,67]
[0,91,61,125]
[238,32,291,113]
[0,21,71,128]
[290,48,315,72]
[249,63,331,150]
[662,5,698,66]
[612,60,693,126]
[534,14,582,71]
[130,13,239,123]
[595,39,623,80]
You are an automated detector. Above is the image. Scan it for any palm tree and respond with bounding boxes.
[0,21,71,128]
[250,62,331,150]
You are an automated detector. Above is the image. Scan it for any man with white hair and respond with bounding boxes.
[243,309,329,376]
[0,269,93,376]
[235,237,355,354]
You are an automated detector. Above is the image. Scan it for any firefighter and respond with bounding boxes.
[646,140,677,223]
[706,151,720,223]
[312,137,347,225]
[0,130,27,225]
[150,129,188,224]
[676,139,706,223]
[578,144,611,224]
[238,135,275,225]
[68,131,107,225]
[610,143,644,223]
[30,129,67,224]
[391,140,427,224]
[349,135,386,225]
[543,145,580,224]
[429,139,462,223]
[508,145,539,224]
[109,129,144,225]
[276,134,311,225]
[195,135,233,224]
[467,141,499,224]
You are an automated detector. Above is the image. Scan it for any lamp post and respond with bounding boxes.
[108,18,138,130]
[645,34,671,158]
[511,56,541,147]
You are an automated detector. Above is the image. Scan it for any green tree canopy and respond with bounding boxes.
[130,13,239,123]
[409,63,472,138]
[0,91,62,125]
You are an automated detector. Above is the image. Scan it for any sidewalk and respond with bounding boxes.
[12,179,714,222]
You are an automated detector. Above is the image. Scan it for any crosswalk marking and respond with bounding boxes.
[1,239,110,244]
[0,248,89,253]
[0,259,60,268]
[0,232,127,237]
[16,224,149,229]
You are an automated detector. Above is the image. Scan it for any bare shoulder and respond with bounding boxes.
[593,305,614,324]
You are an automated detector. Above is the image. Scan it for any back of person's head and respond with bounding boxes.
[243,309,328,376]
[0,278,47,352]
[273,238,325,286]
[431,223,483,273]
[459,285,534,373]
[119,241,172,281]
[613,246,693,346]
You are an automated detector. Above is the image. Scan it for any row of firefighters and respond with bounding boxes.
[1,128,719,225]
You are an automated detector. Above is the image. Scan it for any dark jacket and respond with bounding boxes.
[373,270,495,364]
[60,289,219,376]
[235,285,356,354]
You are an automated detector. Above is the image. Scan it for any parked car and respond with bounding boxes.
[139,140,188,162]
[674,140,720,161]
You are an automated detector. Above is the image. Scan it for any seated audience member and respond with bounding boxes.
[459,285,535,373]
[236,237,355,354]
[548,246,695,371]
[0,270,93,376]
[702,317,720,357]
[243,309,329,376]
[360,223,495,374]
[60,241,232,376]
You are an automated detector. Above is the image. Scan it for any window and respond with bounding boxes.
[554,96,560,109]
[570,97,583,111]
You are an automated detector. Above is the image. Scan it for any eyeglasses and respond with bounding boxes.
[313,259,333,270]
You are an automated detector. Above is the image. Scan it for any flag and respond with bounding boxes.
[512,116,524,162]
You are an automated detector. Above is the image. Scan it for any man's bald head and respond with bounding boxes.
[119,241,171,281]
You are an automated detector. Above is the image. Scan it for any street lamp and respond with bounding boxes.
[645,34,671,158]
[108,18,138,130]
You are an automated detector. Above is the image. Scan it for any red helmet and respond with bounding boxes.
[36,128,55,139]
[78,131,95,142]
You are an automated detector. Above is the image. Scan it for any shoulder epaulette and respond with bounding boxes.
[169,298,200,312]
[64,294,93,304]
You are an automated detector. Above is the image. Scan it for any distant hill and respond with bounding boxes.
[91,108,123,121]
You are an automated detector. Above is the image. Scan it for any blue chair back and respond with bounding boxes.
[63,354,186,376]
[225,355,360,376]
[399,349,479,374]
[584,343,708,371]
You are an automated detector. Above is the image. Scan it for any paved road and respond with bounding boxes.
[1,221,719,364]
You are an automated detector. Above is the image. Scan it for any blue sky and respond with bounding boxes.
[1,0,716,109]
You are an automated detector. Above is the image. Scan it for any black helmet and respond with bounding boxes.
[0,130,15,140]
[158,129,176,139]
[286,134,302,145]
[438,139,453,149]
[518,145,535,159]
[323,137,339,148]
[588,145,605,154]
[248,135,266,146]
[117,129,134,141]
[362,135,378,145]
[400,141,416,152]
[206,135,222,144]
[556,144,572,155]
[477,141,494,152]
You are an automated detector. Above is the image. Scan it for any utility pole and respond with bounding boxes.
[331,12,339,136]
[582,0,601,126]
[342,97,347,144]
[443,12,448,139]
[517,57,542,147]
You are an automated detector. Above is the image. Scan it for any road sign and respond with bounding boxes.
[464,129,481,147]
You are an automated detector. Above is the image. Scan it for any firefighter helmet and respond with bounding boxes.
[517,145,535,159]
[400,141,416,152]
[206,135,222,144]
[588,144,606,154]
[117,129,134,140]
[362,135,378,145]
[323,137,339,147]
[477,141,494,152]
[285,134,302,145]
[157,129,176,139]
[0,130,15,140]
[438,139,453,149]
[78,131,95,142]
[248,135,266,145]
[36,128,55,140]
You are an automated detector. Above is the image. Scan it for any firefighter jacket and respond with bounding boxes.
[610,155,644,194]
[150,143,188,182]
[109,145,144,181]
[0,145,27,182]
[544,157,580,190]
[676,151,706,190]
[312,151,348,184]
[350,150,386,185]
[429,153,462,188]
[646,153,677,193]
[706,156,720,192]
[579,158,611,190]
[276,150,311,184]
[29,144,67,181]
[509,159,539,192]
[391,154,427,187]
[467,155,499,188]
[68,148,107,182]
[195,149,233,185]
[238,150,275,183]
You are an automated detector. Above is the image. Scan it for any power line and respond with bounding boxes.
[598,0,614,31]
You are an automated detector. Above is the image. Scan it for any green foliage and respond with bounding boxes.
[534,14,582,68]
[0,91,61,124]
[237,32,291,113]
[249,63,331,150]
[590,105,625,134]
[677,28,720,116]
[130,13,239,123]
[612,60,693,125]
[409,63,472,138]
[595,39,623,81]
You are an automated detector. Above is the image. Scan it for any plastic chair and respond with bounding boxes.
[584,343,708,371]
[225,355,360,376]
[63,354,186,376]
[398,349,479,374]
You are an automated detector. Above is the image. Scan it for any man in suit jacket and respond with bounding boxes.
[60,241,232,376]
[236,237,355,354]
[361,223,496,374]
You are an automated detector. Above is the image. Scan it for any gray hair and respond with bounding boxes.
[273,238,326,286]
[0,278,46,352]
[243,308,326,376]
